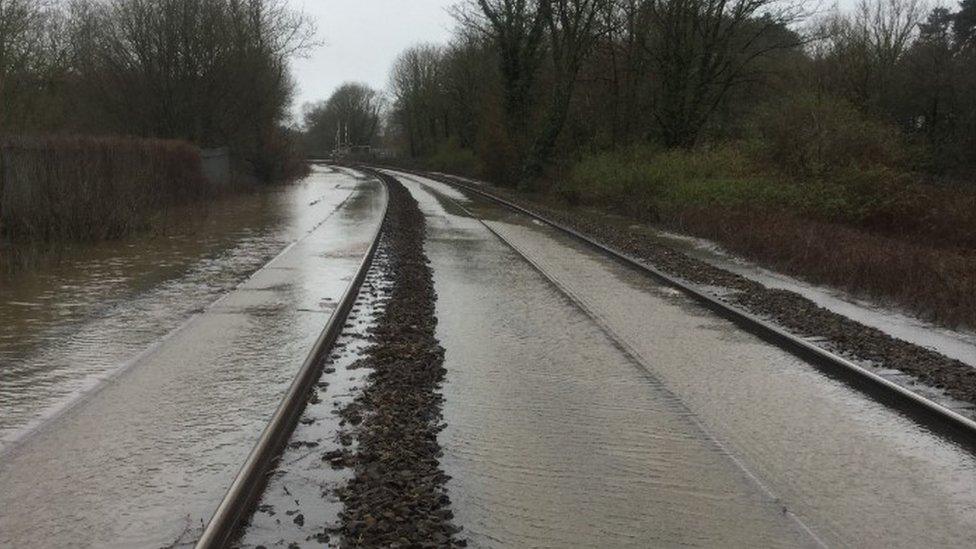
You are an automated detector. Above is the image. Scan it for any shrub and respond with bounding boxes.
[427,139,482,178]
[248,127,310,184]
[561,137,976,249]
[753,93,906,177]
[1,135,210,241]
[477,119,521,187]
[565,143,771,219]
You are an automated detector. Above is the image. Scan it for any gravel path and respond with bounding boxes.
[335,172,463,548]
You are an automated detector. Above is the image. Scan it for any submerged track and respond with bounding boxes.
[197,167,976,548]
[195,171,389,549]
[392,168,976,451]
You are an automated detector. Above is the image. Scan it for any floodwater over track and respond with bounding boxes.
[0,166,387,548]
[396,173,816,548]
[1,166,361,445]
[648,228,976,367]
[237,241,392,548]
[394,171,976,548]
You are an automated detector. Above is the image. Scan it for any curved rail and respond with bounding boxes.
[195,172,389,549]
[401,168,976,450]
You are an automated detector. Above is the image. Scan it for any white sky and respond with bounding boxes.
[285,0,459,123]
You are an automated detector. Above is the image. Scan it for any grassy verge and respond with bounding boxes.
[555,144,976,331]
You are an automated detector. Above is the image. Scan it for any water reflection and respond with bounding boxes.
[0,167,387,548]
[404,172,976,548]
[0,166,354,445]
[401,177,815,548]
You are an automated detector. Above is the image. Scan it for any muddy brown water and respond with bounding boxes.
[393,170,976,549]
[0,166,387,547]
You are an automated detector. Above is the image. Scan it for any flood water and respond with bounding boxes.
[0,166,387,547]
[1,166,366,446]
[398,174,817,548]
[396,171,976,548]
[238,236,393,548]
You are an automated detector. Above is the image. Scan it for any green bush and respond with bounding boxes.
[427,139,482,178]
[564,143,778,219]
[753,93,906,177]
[563,140,931,231]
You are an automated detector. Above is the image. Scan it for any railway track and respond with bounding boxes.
[195,170,389,549]
[197,167,976,548]
[394,167,976,451]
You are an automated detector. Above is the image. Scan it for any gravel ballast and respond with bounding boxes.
[335,172,463,547]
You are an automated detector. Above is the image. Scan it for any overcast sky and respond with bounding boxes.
[282,0,878,123]
[285,0,459,122]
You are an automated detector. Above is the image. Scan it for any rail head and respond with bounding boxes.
[195,171,389,549]
[401,168,976,450]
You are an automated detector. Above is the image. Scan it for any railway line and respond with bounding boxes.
[0,167,389,548]
[415,169,976,448]
[196,169,390,548]
[193,167,976,548]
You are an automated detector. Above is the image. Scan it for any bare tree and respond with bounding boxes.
[389,44,447,157]
[956,0,976,47]
[589,0,649,146]
[814,0,925,112]
[459,0,550,134]
[303,83,384,155]
[442,32,496,149]
[0,0,65,130]
[60,0,314,178]
[641,0,809,147]
[526,0,605,175]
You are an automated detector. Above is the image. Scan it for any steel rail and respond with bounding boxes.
[412,180,831,546]
[195,172,389,549]
[395,168,976,449]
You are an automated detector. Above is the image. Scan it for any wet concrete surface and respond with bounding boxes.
[395,173,817,548]
[237,244,391,548]
[0,167,386,548]
[394,171,976,548]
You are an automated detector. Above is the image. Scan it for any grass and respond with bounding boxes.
[426,139,483,179]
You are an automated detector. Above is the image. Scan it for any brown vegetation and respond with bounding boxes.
[1,136,209,241]
[670,207,976,330]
